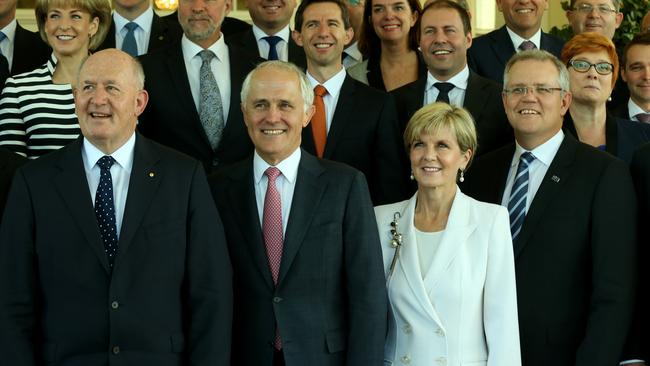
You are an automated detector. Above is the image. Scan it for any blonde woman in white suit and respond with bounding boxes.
[375,102,521,366]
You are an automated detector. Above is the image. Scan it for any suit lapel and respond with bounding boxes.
[323,76,356,158]
[114,135,161,268]
[277,152,327,286]
[53,139,110,274]
[514,136,576,257]
[464,72,491,121]
[229,158,275,288]
[490,27,516,71]
[148,13,167,50]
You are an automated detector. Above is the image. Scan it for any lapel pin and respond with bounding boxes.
[158,36,164,41]
[551,175,560,183]
[148,172,155,178]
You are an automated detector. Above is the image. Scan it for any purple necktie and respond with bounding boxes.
[635,113,650,124]
[519,40,537,51]
[262,167,283,349]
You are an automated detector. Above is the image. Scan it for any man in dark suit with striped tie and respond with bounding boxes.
[463,49,636,366]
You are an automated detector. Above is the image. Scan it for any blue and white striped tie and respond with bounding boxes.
[508,152,535,241]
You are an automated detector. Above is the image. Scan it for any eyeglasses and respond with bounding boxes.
[568,59,614,75]
[503,86,564,97]
[572,3,618,15]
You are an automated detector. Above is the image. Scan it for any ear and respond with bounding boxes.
[292,29,304,47]
[462,148,472,169]
[344,27,354,46]
[559,90,572,117]
[303,105,315,127]
[89,16,99,37]
[620,66,628,82]
[496,0,503,12]
[224,0,233,16]
[615,12,623,29]
[465,31,472,49]
[134,89,149,117]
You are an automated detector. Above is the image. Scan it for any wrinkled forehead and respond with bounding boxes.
[248,71,303,102]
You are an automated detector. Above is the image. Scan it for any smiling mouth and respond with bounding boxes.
[263,5,282,11]
[519,109,540,115]
[422,167,441,172]
[432,49,452,55]
[515,8,534,14]
[382,24,400,30]
[56,35,74,40]
[90,112,111,118]
[262,129,285,135]
[314,43,333,49]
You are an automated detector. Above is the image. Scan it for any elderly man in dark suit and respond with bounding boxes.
[0,49,232,365]
[463,50,636,366]
[467,0,563,83]
[0,0,50,78]
[291,0,408,205]
[210,60,387,366]
[392,0,512,158]
[97,0,182,56]
[138,0,256,173]
[226,0,307,69]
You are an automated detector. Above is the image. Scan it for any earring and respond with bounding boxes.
[607,96,612,102]
[409,172,414,180]
[459,169,465,183]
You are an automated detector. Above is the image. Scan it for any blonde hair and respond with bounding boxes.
[35,0,111,51]
[404,102,477,167]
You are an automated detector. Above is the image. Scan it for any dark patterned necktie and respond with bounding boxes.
[434,82,454,104]
[95,156,119,268]
[519,40,537,51]
[262,167,283,349]
[198,49,225,150]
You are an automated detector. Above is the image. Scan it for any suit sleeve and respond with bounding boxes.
[344,171,388,365]
[483,206,521,366]
[0,80,28,157]
[185,162,233,366]
[0,169,38,366]
[373,94,411,205]
[575,159,637,366]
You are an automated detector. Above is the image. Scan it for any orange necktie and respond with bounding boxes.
[312,85,328,158]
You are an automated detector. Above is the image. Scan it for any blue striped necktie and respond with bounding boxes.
[508,152,535,241]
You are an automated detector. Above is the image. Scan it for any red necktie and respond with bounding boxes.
[312,85,328,158]
[262,167,283,349]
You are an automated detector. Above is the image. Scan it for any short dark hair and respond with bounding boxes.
[420,0,471,37]
[622,32,650,69]
[357,0,421,58]
[295,0,352,31]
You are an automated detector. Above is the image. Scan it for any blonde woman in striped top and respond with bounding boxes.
[0,0,110,159]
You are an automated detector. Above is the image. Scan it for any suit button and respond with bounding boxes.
[111,301,119,309]
[435,357,447,366]
[402,324,412,334]
[400,355,411,364]
[212,158,219,167]
[112,346,120,355]
[435,327,444,337]
[273,297,282,303]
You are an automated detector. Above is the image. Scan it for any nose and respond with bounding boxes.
[316,22,329,37]
[90,87,109,105]
[266,104,282,122]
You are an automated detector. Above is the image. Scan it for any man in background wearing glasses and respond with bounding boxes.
[463,49,637,366]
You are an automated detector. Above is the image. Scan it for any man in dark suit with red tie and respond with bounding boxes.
[463,50,636,366]
[0,49,232,365]
[210,61,387,366]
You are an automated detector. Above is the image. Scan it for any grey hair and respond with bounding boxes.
[240,61,314,114]
[503,49,570,96]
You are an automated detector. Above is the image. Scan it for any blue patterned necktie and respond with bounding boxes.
[263,36,282,60]
[95,156,119,268]
[122,22,139,57]
[198,49,225,150]
[0,31,6,56]
[434,82,454,104]
[508,152,536,241]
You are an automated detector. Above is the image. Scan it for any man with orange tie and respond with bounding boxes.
[291,0,409,204]
[209,60,387,366]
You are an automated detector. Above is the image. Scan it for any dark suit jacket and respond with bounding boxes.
[301,75,408,205]
[138,41,256,173]
[10,24,51,77]
[627,143,650,361]
[225,28,307,70]
[609,101,630,120]
[391,70,513,157]
[467,26,565,83]
[0,55,8,90]
[564,113,650,164]
[0,147,25,222]
[0,135,232,366]
[209,150,387,366]
[462,134,636,366]
[97,12,182,54]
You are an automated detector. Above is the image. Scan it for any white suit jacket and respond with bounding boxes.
[375,188,521,366]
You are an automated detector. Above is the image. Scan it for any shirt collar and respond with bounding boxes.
[512,129,564,168]
[113,6,154,34]
[0,19,17,43]
[343,41,363,62]
[181,32,227,62]
[506,26,542,51]
[252,24,290,42]
[425,65,470,91]
[628,98,649,117]
[253,148,301,185]
[306,67,347,98]
[82,132,137,172]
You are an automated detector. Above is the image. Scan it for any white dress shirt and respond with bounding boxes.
[500,130,564,212]
[627,99,649,122]
[82,133,136,238]
[424,65,470,106]
[307,67,347,133]
[506,26,542,52]
[343,41,363,69]
[252,24,291,61]
[113,7,154,55]
[181,34,231,123]
[253,148,301,234]
[0,19,17,71]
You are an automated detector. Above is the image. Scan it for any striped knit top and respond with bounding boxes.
[0,54,79,159]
